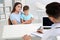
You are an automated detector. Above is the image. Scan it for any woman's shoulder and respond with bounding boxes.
[10,13,15,17]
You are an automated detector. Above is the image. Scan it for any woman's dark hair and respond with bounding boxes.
[8,18,12,25]
[46,2,60,19]
[11,2,22,13]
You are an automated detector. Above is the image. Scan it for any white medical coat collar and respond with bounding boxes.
[52,23,60,28]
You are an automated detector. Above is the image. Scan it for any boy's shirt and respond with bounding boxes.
[20,13,33,20]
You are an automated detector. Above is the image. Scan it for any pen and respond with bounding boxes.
[38,26,42,30]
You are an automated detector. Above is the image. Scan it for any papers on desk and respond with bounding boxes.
[31,30,50,38]
[31,32,44,37]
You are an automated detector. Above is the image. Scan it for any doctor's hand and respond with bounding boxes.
[23,35,31,40]
[37,29,43,34]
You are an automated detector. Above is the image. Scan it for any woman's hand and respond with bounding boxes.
[11,20,18,25]
[23,35,31,40]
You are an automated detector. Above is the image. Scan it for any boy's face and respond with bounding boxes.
[24,10,29,15]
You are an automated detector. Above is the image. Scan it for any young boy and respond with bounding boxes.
[21,5,34,24]
[23,2,60,40]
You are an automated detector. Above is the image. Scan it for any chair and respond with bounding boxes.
[8,18,12,25]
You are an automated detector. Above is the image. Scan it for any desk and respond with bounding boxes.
[2,23,58,40]
[31,29,58,40]
[57,36,60,40]
[2,23,42,39]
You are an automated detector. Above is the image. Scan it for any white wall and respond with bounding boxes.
[22,0,60,23]
[1,0,60,24]
[22,0,46,23]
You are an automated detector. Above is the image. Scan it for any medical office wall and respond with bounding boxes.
[0,0,60,25]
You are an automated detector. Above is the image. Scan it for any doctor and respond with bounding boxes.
[23,2,60,40]
[42,2,60,40]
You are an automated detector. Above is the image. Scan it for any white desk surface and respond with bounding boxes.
[2,23,42,39]
[57,36,60,40]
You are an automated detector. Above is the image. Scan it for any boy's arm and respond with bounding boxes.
[23,14,34,24]
[21,19,26,24]
[26,18,34,24]
[21,18,34,24]
[22,18,34,24]
[21,20,29,24]
[21,19,29,24]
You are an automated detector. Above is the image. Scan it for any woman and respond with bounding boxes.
[10,2,22,25]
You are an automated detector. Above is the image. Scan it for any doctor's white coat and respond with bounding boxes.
[42,23,60,40]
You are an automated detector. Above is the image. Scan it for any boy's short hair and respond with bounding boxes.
[46,2,60,19]
[23,5,29,11]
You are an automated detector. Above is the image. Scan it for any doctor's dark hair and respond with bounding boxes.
[11,2,22,13]
[46,2,60,19]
